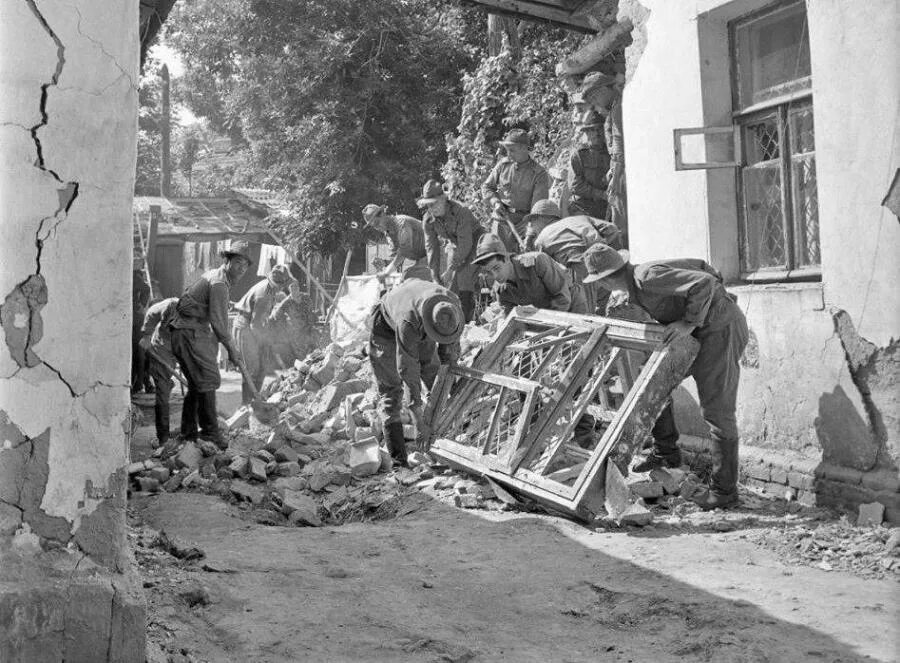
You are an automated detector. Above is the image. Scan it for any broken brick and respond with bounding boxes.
[248,457,268,482]
[230,480,264,505]
[857,502,885,527]
[229,456,249,479]
[176,442,203,471]
[275,461,301,477]
[274,446,299,463]
[454,494,482,509]
[226,406,251,430]
[604,462,631,519]
[617,500,653,527]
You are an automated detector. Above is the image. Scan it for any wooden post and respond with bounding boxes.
[326,248,353,323]
[147,204,160,284]
[160,64,172,197]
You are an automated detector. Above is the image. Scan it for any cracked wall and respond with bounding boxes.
[0,0,138,568]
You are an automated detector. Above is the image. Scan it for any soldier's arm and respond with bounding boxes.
[535,253,572,311]
[396,320,424,406]
[531,169,551,209]
[451,208,476,270]
[423,216,442,279]
[208,281,238,356]
[481,164,502,207]
[591,219,623,250]
[141,303,163,338]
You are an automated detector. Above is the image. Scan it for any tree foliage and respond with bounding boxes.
[167,0,480,256]
[442,24,584,221]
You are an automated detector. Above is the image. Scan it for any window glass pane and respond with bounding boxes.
[789,103,815,153]
[735,2,811,109]
[743,114,780,164]
[741,164,787,271]
[792,155,820,267]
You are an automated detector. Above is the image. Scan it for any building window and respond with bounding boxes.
[731,1,819,279]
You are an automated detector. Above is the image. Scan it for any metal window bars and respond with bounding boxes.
[423,308,699,521]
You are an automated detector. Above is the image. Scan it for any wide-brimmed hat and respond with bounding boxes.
[500,128,531,148]
[362,203,388,225]
[416,179,447,208]
[583,244,629,283]
[267,264,294,287]
[523,199,561,225]
[472,233,508,265]
[220,239,253,264]
[422,293,464,344]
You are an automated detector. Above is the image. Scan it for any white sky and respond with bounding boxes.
[148,42,199,125]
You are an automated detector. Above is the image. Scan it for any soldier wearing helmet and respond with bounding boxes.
[583,245,749,510]
[570,110,611,220]
[368,274,464,466]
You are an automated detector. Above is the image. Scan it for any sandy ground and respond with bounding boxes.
[131,489,898,663]
[130,374,898,663]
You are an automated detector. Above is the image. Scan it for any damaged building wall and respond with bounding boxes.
[0,0,145,660]
[615,0,900,516]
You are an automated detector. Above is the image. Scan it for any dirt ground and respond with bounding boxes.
[131,487,898,663]
[129,374,898,663]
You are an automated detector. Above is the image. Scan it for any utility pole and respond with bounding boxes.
[160,63,172,197]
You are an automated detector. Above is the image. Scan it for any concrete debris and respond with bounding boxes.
[230,480,264,505]
[617,500,653,527]
[226,406,251,430]
[603,461,632,519]
[626,476,664,500]
[248,457,268,482]
[176,442,203,470]
[649,467,685,494]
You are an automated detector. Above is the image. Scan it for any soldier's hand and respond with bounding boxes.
[663,320,696,344]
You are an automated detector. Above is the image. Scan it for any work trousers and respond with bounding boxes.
[147,356,173,443]
[651,309,749,492]
[233,319,268,404]
[131,324,151,392]
[170,327,221,440]
[368,311,439,426]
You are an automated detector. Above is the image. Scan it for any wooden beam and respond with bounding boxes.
[463,0,597,33]
[555,18,633,76]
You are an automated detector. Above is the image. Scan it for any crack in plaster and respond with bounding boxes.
[40,360,77,398]
[72,7,138,91]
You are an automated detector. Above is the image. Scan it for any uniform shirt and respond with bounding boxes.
[141,297,178,365]
[495,252,572,314]
[481,157,550,214]
[170,266,237,351]
[132,271,151,329]
[534,215,622,265]
[380,277,461,406]
[570,145,610,218]
[234,277,280,329]
[423,199,483,275]
[381,214,427,262]
[627,259,738,333]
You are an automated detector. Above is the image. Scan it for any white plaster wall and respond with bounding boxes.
[0,0,137,532]
[807,0,900,347]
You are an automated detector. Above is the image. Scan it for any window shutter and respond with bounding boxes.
[673,126,742,171]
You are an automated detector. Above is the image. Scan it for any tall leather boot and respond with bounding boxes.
[385,421,408,467]
[198,391,225,449]
[690,437,739,510]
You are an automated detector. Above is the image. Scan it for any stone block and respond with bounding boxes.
[627,477,664,500]
[604,461,632,519]
[253,449,276,463]
[318,379,368,412]
[649,468,684,494]
[453,494,482,509]
[176,442,203,471]
[229,456,249,479]
[148,467,170,483]
[181,470,203,489]
[226,406,251,430]
[273,476,309,493]
[770,466,789,485]
[136,477,160,493]
[275,461,301,477]
[745,461,771,482]
[274,446,299,463]
[288,506,323,527]
[858,502,885,526]
[617,501,653,527]
[280,489,318,517]
[349,439,381,477]
[248,457,268,482]
[787,471,815,491]
[230,480,264,505]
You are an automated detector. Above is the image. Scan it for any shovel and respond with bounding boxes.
[235,359,280,425]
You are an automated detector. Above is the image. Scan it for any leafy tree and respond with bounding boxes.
[167,0,480,257]
[135,57,163,195]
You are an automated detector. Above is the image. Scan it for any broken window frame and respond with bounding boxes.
[673,126,743,171]
[424,308,698,521]
[730,0,821,281]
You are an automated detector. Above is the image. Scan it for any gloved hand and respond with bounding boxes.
[409,404,431,450]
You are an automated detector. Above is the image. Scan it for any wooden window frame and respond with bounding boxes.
[673,126,743,170]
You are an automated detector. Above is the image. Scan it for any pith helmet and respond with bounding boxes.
[267,264,295,287]
[583,243,629,283]
[422,293,464,344]
[523,199,561,225]
[416,179,447,208]
[472,233,508,265]
[220,239,253,264]
[500,128,531,148]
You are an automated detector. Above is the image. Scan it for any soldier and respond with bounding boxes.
[169,240,250,447]
[533,207,622,314]
[582,244,749,510]
[417,179,483,323]
[471,233,586,315]
[361,204,428,280]
[232,264,295,405]
[569,111,611,220]
[139,297,179,447]
[131,255,153,394]
[481,129,550,254]
[368,274,464,466]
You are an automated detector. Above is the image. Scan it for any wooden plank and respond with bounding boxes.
[507,330,591,353]
[451,365,541,392]
[464,0,597,33]
[556,18,633,76]
[482,386,507,453]
[511,309,666,349]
